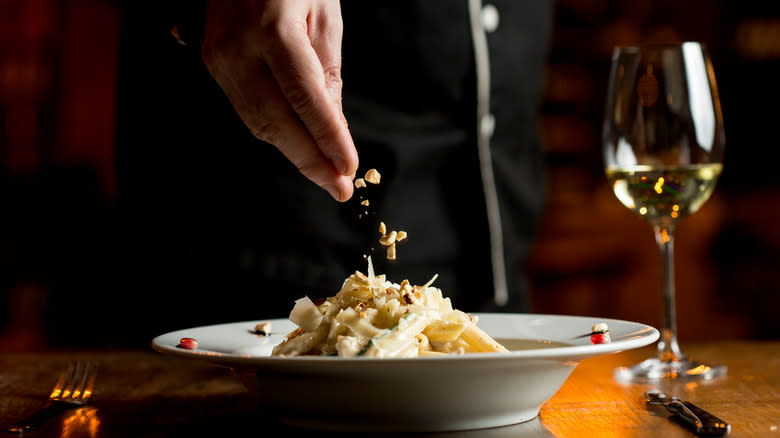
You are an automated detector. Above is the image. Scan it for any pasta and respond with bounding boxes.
[272,258,508,357]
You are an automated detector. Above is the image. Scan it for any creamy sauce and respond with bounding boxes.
[496,339,572,351]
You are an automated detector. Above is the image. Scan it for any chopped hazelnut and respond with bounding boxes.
[379,231,397,246]
[402,289,423,305]
[354,178,367,188]
[387,243,396,260]
[364,168,381,184]
[396,230,408,242]
[254,321,272,336]
[378,222,387,235]
[361,200,369,207]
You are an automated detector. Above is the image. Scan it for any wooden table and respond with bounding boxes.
[1,342,777,437]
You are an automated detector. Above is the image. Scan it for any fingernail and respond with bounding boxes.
[331,156,348,175]
[322,184,341,200]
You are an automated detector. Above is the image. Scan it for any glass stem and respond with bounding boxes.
[653,224,684,362]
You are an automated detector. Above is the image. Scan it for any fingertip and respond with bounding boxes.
[322,183,341,201]
[344,156,359,177]
[344,143,359,176]
[330,119,358,176]
[330,149,358,177]
[322,176,354,202]
[336,176,355,202]
[330,156,349,176]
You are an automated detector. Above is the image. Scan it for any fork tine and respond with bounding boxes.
[72,362,94,400]
[81,363,96,401]
[60,362,82,399]
[49,363,73,399]
[71,362,89,399]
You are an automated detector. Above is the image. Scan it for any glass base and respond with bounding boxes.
[614,357,727,382]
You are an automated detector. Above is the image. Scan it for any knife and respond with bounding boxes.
[644,390,731,436]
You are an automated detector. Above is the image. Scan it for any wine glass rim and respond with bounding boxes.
[613,41,708,51]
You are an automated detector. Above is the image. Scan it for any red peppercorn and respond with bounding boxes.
[178,337,198,350]
[590,333,610,344]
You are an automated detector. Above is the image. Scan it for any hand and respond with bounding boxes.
[201,0,358,202]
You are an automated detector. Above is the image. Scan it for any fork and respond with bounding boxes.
[8,361,97,434]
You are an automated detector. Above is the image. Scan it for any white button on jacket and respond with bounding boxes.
[481,3,500,33]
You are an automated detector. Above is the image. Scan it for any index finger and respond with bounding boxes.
[260,6,358,177]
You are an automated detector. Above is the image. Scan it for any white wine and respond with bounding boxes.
[606,164,722,226]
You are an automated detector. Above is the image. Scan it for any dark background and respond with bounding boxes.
[1,0,779,351]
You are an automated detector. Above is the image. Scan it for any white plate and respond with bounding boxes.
[152,313,658,432]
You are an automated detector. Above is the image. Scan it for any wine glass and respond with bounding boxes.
[602,42,726,381]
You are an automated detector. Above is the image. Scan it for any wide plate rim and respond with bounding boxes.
[151,313,659,367]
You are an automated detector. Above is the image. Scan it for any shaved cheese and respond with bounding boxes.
[289,296,323,331]
[367,255,375,283]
